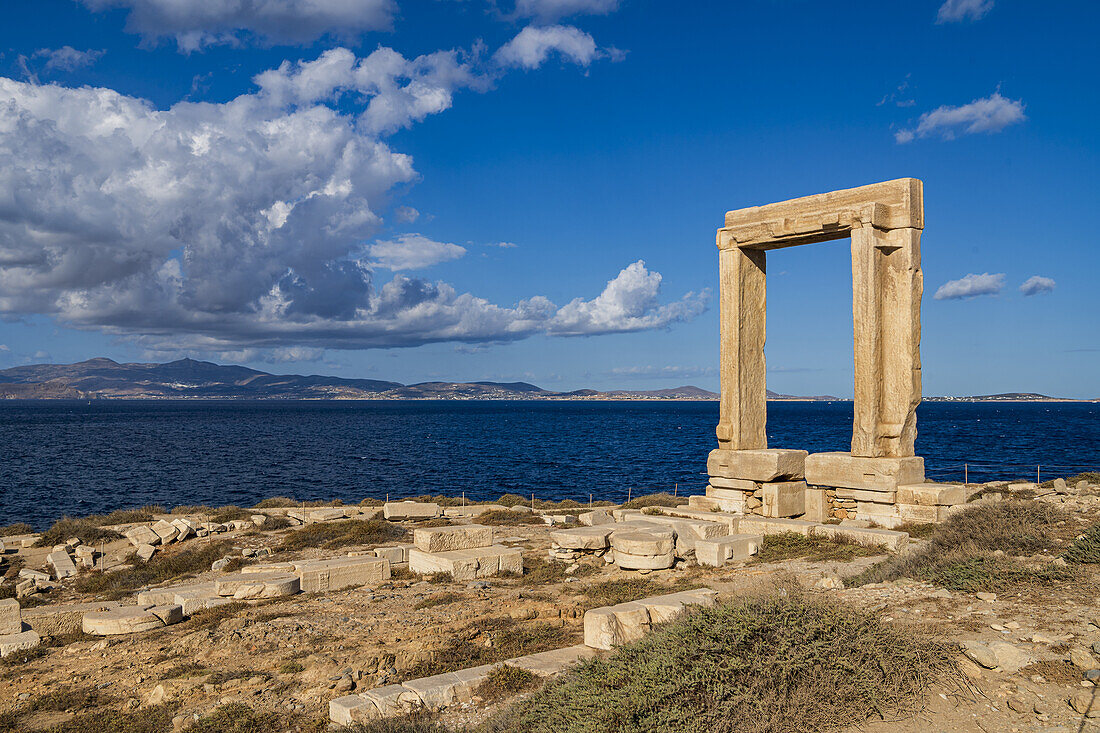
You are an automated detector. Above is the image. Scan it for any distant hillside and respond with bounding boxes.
[0,358,720,401]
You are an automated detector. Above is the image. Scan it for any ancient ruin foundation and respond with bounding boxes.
[697,178,963,526]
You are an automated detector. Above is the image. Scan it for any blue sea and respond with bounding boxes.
[1,400,1096,530]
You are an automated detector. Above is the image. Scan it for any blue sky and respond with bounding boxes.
[0,0,1096,398]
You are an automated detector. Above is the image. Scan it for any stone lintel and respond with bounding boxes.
[805,452,924,492]
[896,483,966,506]
[720,178,923,250]
[708,448,807,482]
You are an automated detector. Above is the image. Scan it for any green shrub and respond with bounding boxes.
[1063,524,1100,564]
[475,664,540,701]
[502,593,957,733]
[849,501,1073,590]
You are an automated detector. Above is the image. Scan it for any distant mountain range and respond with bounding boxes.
[0,359,1085,402]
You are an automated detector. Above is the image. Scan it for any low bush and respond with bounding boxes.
[0,522,33,536]
[345,714,450,733]
[619,492,684,510]
[580,578,702,608]
[1063,523,1100,564]
[849,501,1075,590]
[30,703,176,733]
[35,518,122,547]
[181,703,326,733]
[475,664,540,701]
[501,593,958,733]
[279,519,406,552]
[475,510,541,527]
[753,532,883,564]
[74,540,236,598]
[513,555,597,586]
[185,602,250,630]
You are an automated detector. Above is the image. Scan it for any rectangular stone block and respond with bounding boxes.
[705,486,752,502]
[803,488,828,523]
[47,550,77,580]
[448,664,496,701]
[550,526,612,550]
[507,645,599,677]
[708,448,808,482]
[805,452,925,492]
[695,535,762,566]
[442,504,507,518]
[735,516,816,536]
[896,503,950,523]
[294,557,390,593]
[309,508,346,522]
[708,476,758,491]
[896,483,966,506]
[330,695,378,725]
[578,509,613,526]
[637,589,719,622]
[583,601,651,650]
[19,601,118,636]
[688,494,732,513]
[401,672,460,710]
[811,524,908,552]
[361,685,407,718]
[382,502,441,520]
[761,481,806,518]
[124,525,160,547]
[0,599,20,635]
[408,546,520,580]
[150,519,179,543]
[835,487,897,503]
[372,545,413,564]
[413,525,493,553]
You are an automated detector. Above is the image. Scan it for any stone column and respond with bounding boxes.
[850,226,922,457]
[716,237,767,450]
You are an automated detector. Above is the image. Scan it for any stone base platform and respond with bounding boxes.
[409,545,522,581]
[804,452,925,492]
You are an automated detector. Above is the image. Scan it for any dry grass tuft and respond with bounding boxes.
[619,492,684,510]
[414,592,465,610]
[475,510,541,527]
[279,519,406,552]
[475,664,540,701]
[501,592,960,733]
[753,532,883,564]
[402,617,575,681]
[579,577,703,608]
[1063,523,1100,564]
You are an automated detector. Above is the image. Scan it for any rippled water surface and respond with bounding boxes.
[1,400,1096,529]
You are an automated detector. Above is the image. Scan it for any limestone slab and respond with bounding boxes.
[0,599,20,635]
[761,481,806,518]
[361,685,407,717]
[449,664,496,701]
[401,672,460,710]
[149,604,184,625]
[803,488,828,523]
[835,487,897,503]
[330,695,378,725]
[83,606,165,635]
[708,448,808,482]
[294,556,389,592]
[408,545,521,580]
[735,516,816,536]
[550,526,612,550]
[442,504,506,518]
[896,483,966,506]
[20,601,118,636]
[310,508,346,522]
[125,525,160,547]
[137,582,216,607]
[372,545,413,564]
[413,525,493,553]
[708,477,758,491]
[610,528,674,556]
[47,550,77,580]
[507,645,599,677]
[695,535,762,567]
[811,524,908,552]
[0,630,40,658]
[150,520,179,543]
[578,509,613,526]
[805,452,925,492]
[896,503,949,523]
[383,502,441,520]
[214,572,300,599]
[583,601,651,650]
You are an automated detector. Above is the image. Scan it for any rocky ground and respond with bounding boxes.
[1,478,1098,732]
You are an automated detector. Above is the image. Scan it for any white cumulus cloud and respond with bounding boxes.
[367,234,467,271]
[549,261,708,335]
[0,44,699,355]
[1019,275,1056,296]
[494,25,600,69]
[78,0,397,51]
[896,91,1024,143]
[933,273,1005,300]
[936,0,994,23]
